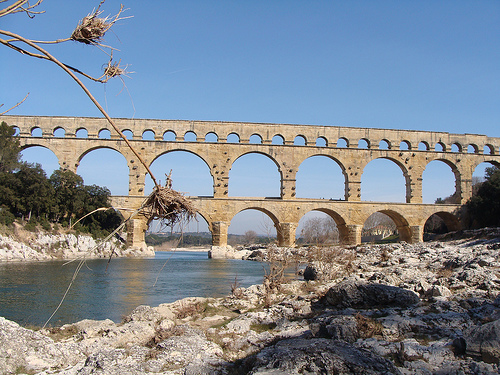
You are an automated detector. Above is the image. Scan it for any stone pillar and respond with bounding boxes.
[128,161,147,196]
[344,224,362,245]
[277,222,297,247]
[407,173,423,203]
[410,225,424,243]
[211,221,229,246]
[345,179,361,201]
[458,167,473,204]
[281,179,297,199]
[126,217,148,249]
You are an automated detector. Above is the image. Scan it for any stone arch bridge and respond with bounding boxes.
[2,115,499,249]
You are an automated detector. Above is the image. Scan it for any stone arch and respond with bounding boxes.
[363,209,412,243]
[315,136,327,147]
[272,134,284,145]
[361,157,409,203]
[294,135,307,146]
[358,138,369,149]
[205,132,218,142]
[249,134,263,144]
[76,128,88,138]
[77,146,129,196]
[19,144,61,175]
[142,129,155,140]
[98,128,111,139]
[298,208,349,244]
[226,207,283,245]
[163,130,176,141]
[379,139,390,150]
[424,211,461,237]
[418,141,429,151]
[484,144,495,155]
[468,144,479,154]
[296,155,346,200]
[122,129,133,140]
[228,152,281,198]
[451,142,462,152]
[184,131,197,142]
[53,126,65,138]
[337,137,348,148]
[31,126,42,137]
[400,140,411,150]
[422,158,460,204]
[227,133,240,143]
[435,142,446,152]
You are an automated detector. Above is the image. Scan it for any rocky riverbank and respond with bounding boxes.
[1,230,500,374]
[0,226,154,261]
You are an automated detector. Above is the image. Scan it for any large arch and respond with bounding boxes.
[228,152,281,198]
[296,155,346,200]
[145,150,213,196]
[20,145,61,176]
[77,147,129,196]
[363,209,412,243]
[361,157,408,203]
[228,207,280,244]
[423,211,461,239]
[422,159,459,203]
[297,208,349,244]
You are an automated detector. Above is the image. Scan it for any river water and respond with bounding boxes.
[0,251,267,327]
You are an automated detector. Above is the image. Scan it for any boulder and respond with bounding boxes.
[323,279,420,309]
[246,338,401,374]
[466,318,500,363]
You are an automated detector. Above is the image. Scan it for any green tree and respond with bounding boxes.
[49,169,85,223]
[0,121,21,173]
[463,166,500,228]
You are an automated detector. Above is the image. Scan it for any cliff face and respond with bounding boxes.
[0,230,154,261]
[0,233,499,374]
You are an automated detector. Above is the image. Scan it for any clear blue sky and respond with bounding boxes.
[2,0,499,234]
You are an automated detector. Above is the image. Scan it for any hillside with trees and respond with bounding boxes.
[0,121,122,237]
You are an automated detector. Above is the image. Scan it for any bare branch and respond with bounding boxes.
[0,0,43,18]
[0,92,29,115]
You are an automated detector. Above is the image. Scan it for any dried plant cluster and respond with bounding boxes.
[141,185,197,227]
[70,3,119,45]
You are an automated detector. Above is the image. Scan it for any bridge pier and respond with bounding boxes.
[345,224,363,245]
[410,225,424,243]
[277,222,297,247]
[126,216,148,249]
[211,221,229,246]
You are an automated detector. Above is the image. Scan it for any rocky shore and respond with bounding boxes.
[1,229,500,374]
[0,227,154,261]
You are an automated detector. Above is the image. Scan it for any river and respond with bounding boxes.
[0,251,267,327]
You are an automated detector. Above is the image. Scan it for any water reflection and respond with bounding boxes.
[0,252,266,327]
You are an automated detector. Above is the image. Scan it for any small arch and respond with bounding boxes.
[484,144,494,155]
[227,133,240,143]
[316,137,327,147]
[362,212,398,243]
[336,137,348,148]
[205,132,218,142]
[249,134,262,144]
[99,129,111,139]
[294,135,306,146]
[76,128,88,138]
[11,126,20,136]
[184,131,197,142]
[122,129,133,140]
[53,127,65,138]
[228,209,279,246]
[451,143,461,153]
[379,139,390,150]
[418,141,429,151]
[163,130,176,141]
[358,138,369,149]
[399,140,411,150]
[272,134,284,145]
[468,144,478,154]
[435,142,446,152]
[142,130,155,140]
[31,127,42,137]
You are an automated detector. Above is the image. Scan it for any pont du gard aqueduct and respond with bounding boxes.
[2,115,500,249]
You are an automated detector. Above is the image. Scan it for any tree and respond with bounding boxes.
[243,230,257,245]
[0,121,21,173]
[463,166,500,228]
[300,217,339,245]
